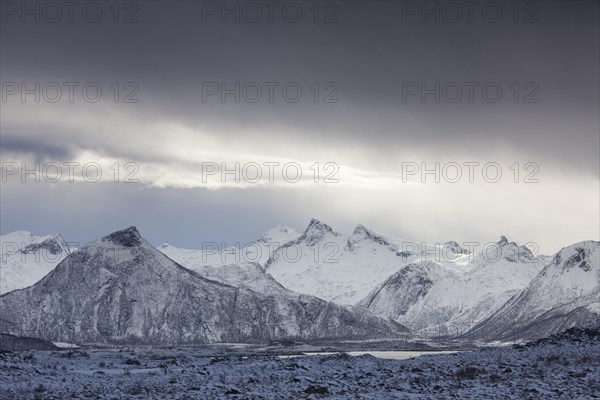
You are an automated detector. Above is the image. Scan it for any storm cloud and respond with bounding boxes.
[1,0,598,253]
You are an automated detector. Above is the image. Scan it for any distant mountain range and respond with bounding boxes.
[0,227,405,345]
[358,237,549,337]
[1,221,598,344]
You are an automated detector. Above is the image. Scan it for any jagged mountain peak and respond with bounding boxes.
[349,224,394,248]
[306,218,333,232]
[58,226,187,280]
[497,235,509,247]
[299,219,339,245]
[0,230,70,256]
[352,224,381,238]
[494,235,524,250]
[352,223,369,235]
[102,226,142,247]
[474,237,535,264]
[22,235,69,255]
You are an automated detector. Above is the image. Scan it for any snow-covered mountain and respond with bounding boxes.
[0,231,70,295]
[159,225,299,269]
[164,223,548,336]
[2,223,596,343]
[187,263,292,296]
[264,219,426,304]
[466,241,600,341]
[158,225,298,296]
[156,255,293,297]
[0,225,299,295]
[0,227,406,345]
[359,237,547,337]
[158,225,301,296]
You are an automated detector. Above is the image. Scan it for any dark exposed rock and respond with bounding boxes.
[304,385,329,394]
[104,226,142,247]
[22,237,66,255]
[0,333,58,351]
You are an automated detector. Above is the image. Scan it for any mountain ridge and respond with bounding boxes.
[465,240,600,340]
[0,226,407,345]
[2,223,597,342]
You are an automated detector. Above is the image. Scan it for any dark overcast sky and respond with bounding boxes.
[1,0,599,253]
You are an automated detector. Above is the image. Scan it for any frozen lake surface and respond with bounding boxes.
[279,350,462,360]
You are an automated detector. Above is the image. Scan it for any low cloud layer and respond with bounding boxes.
[1,1,598,253]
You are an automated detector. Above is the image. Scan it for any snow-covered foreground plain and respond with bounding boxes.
[1,330,598,399]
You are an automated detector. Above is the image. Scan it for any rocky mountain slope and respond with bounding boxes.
[359,238,546,336]
[0,227,406,345]
[466,241,600,341]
